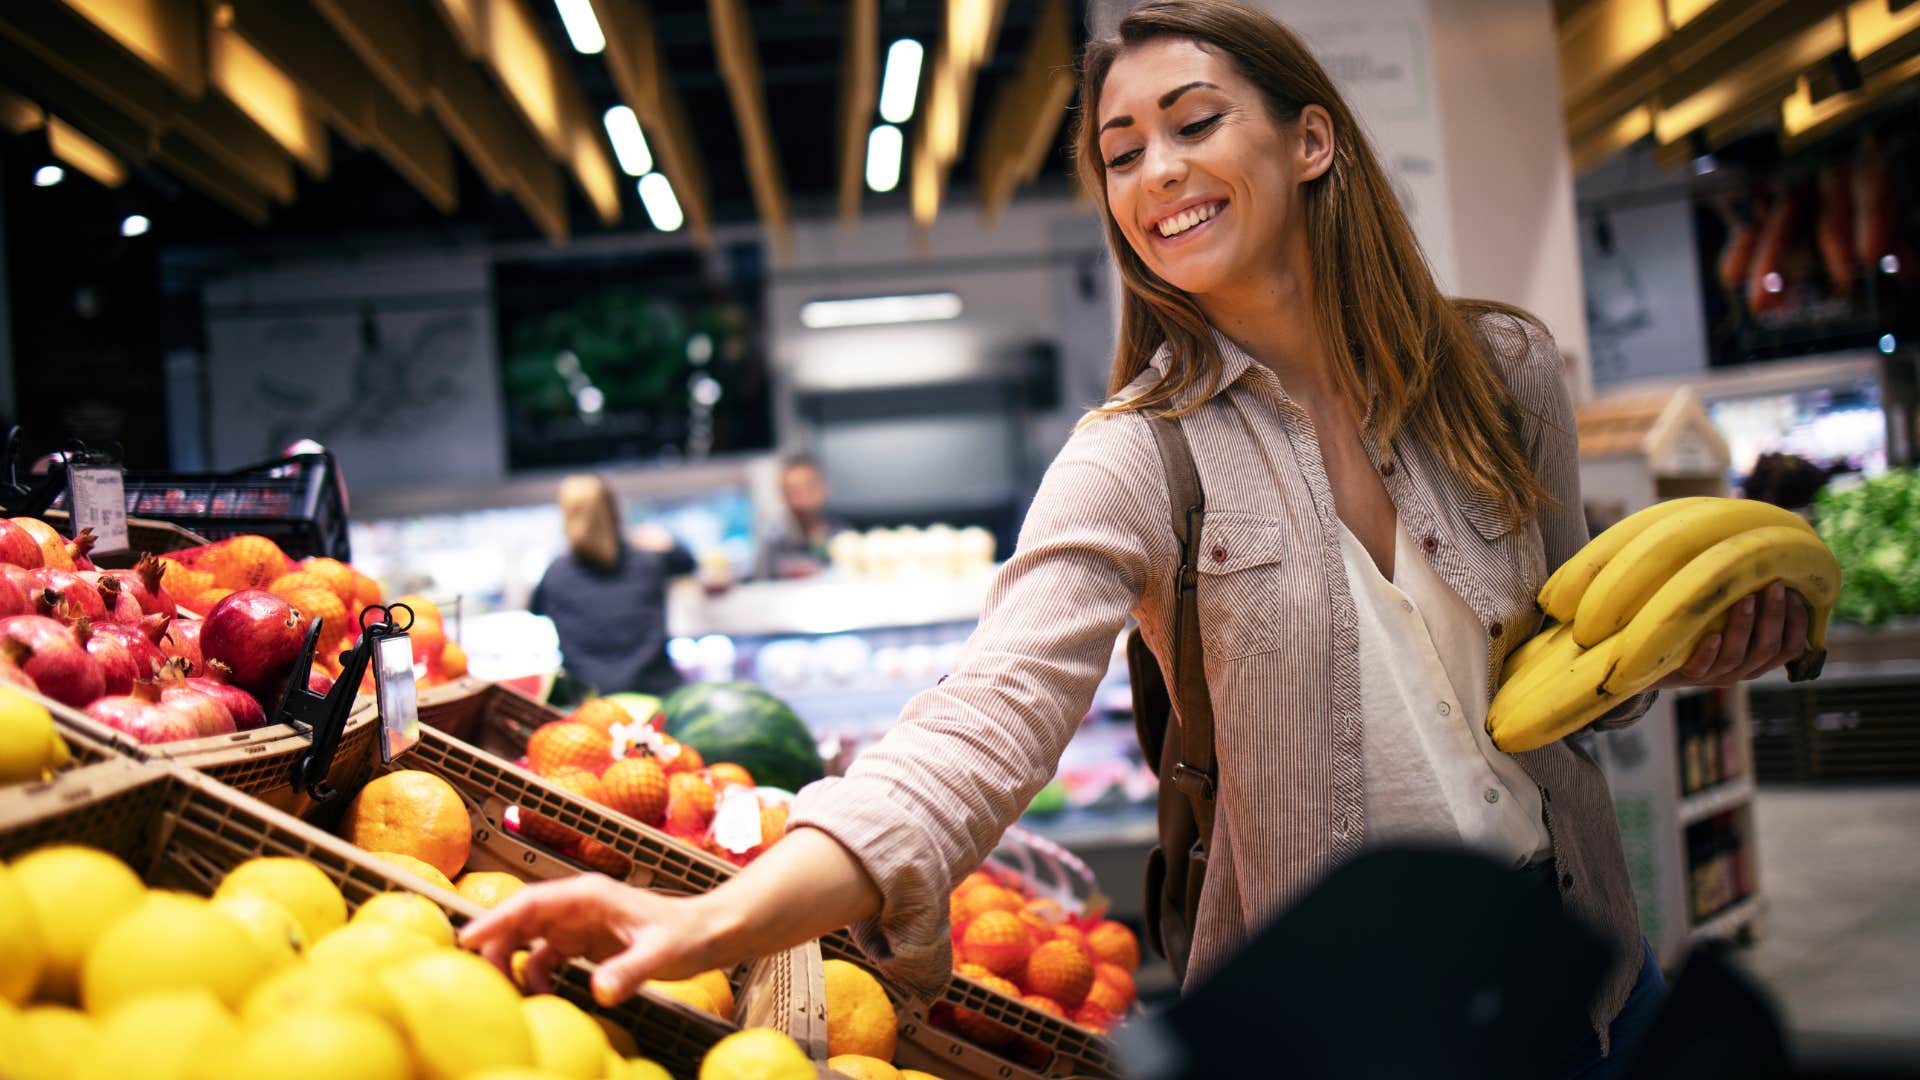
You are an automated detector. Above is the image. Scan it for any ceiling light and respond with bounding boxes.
[801,292,964,329]
[1882,254,1901,275]
[603,105,652,176]
[1688,131,1716,175]
[33,165,64,187]
[1762,272,1783,294]
[1881,334,1897,354]
[866,124,903,193]
[553,0,606,54]
[637,172,683,232]
[120,214,149,237]
[879,39,924,124]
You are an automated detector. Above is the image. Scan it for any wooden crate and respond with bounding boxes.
[416,676,562,761]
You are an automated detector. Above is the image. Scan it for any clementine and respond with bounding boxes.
[342,771,471,880]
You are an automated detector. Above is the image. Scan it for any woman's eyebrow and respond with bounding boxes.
[1098,80,1221,136]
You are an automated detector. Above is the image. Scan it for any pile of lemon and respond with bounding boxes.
[0,846,673,1080]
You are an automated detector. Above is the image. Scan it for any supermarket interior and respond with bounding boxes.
[0,0,1918,1078]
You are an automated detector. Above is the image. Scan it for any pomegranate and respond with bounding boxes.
[0,572,31,618]
[68,528,98,572]
[101,554,177,616]
[86,682,201,744]
[7,518,67,570]
[134,611,173,648]
[28,569,109,625]
[0,656,36,692]
[91,576,144,626]
[0,615,106,707]
[75,618,142,697]
[154,662,237,736]
[201,590,303,694]
[0,520,43,569]
[162,617,205,671]
[191,659,270,730]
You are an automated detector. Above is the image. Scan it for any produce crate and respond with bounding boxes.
[48,451,351,561]
[417,676,563,761]
[29,681,380,819]
[38,509,210,567]
[0,756,828,1079]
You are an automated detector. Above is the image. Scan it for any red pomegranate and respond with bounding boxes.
[0,657,36,692]
[0,520,43,569]
[308,668,336,695]
[162,617,205,671]
[86,617,167,685]
[201,590,303,694]
[154,662,237,736]
[76,618,143,697]
[190,659,270,730]
[91,576,145,626]
[67,528,98,572]
[0,615,106,707]
[86,682,202,744]
[28,569,108,625]
[0,572,31,619]
[102,554,177,616]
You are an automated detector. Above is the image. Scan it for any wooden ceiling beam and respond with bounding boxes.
[56,0,206,100]
[707,0,791,258]
[910,0,1007,234]
[0,87,46,134]
[0,2,180,133]
[46,116,129,186]
[977,0,1071,224]
[596,0,713,244]
[208,26,330,179]
[0,38,158,167]
[153,129,275,223]
[836,0,878,231]
[309,0,430,113]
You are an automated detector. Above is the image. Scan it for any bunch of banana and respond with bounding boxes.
[1489,498,1840,753]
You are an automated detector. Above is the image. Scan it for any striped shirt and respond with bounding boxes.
[790,311,1652,1044]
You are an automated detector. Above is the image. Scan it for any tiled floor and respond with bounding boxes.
[1733,784,1920,1043]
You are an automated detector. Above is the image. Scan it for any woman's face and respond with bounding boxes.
[1096,37,1325,298]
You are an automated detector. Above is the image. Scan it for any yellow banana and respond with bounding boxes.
[1496,621,1580,697]
[1571,498,1816,647]
[1599,525,1840,697]
[1537,497,1716,622]
[1488,636,1628,753]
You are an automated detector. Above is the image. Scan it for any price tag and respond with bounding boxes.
[66,466,130,554]
[373,633,421,763]
[710,786,765,854]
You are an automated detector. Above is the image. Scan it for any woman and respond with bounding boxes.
[531,475,695,698]
[467,5,1806,1073]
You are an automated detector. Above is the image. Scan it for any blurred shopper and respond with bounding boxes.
[468,5,1811,1075]
[531,475,693,697]
[755,455,849,579]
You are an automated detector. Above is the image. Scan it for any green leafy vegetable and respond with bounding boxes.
[1815,468,1920,626]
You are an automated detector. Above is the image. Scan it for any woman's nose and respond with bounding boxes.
[1145,145,1186,191]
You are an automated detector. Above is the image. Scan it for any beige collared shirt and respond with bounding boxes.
[790,311,1652,1042]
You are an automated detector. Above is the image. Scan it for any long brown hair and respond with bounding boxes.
[1073,0,1553,520]
[559,474,623,570]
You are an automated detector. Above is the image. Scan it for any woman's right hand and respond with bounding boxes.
[460,875,739,1006]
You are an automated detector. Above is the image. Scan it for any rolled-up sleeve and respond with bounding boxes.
[1501,314,1656,731]
[787,413,1172,996]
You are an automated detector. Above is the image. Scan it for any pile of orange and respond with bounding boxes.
[505,699,790,873]
[334,768,534,908]
[940,868,1141,1048]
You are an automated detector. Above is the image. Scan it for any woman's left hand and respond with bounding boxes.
[1655,580,1808,689]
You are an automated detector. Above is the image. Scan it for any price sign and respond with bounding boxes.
[374,633,421,762]
[66,466,129,554]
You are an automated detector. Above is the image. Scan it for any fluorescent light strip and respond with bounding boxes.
[865,124,902,192]
[603,105,653,176]
[638,172,684,232]
[553,0,606,54]
[878,38,924,124]
[801,292,963,329]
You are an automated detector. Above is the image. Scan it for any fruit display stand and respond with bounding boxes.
[1570,387,1766,966]
[38,509,211,568]
[0,753,830,1079]
[416,675,566,762]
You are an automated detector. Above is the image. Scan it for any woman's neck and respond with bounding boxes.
[1194,247,1338,404]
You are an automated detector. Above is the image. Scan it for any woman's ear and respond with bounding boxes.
[1296,104,1335,183]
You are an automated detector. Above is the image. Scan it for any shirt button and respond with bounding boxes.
[1438,701,1452,717]
[1489,621,1503,637]
[1401,599,1414,613]
[1381,459,1396,476]
[1210,545,1227,562]
[1422,535,1439,553]
[1484,788,1500,804]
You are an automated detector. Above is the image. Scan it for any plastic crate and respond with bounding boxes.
[53,452,352,561]
[0,758,828,1079]
[417,676,564,761]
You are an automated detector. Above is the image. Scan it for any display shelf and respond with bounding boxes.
[666,569,996,638]
[1680,775,1756,827]
[1688,894,1762,945]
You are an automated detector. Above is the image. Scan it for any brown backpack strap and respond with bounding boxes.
[1145,415,1218,844]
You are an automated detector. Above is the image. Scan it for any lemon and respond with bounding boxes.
[606,1057,673,1080]
[212,892,305,969]
[644,978,718,1017]
[520,994,612,1079]
[365,850,457,892]
[0,863,47,1003]
[828,1055,903,1080]
[73,989,243,1080]
[595,1013,640,1056]
[22,1002,98,1055]
[81,891,277,1013]
[306,921,438,975]
[214,857,346,943]
[699,1028,814,1080]
[0,685,62,783]
[232,1009,411,1080]
[241,961,400,1029]
[351,891,455,946]
[690,969,736,1023]
[462,1071,569,1080]
[9,845,145,1003]
[824,959,898,1061]
[456,870,527,909]
[0,1002,60,1080]
[378,948,535,1080]
[900,1072,953,1080]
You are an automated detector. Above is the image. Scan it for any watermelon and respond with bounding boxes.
[604,692,666,731]
[662,681,824,794]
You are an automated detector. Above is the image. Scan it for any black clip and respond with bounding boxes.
[283,603,415,802]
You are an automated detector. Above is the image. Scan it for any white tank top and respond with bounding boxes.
[1339,517,1551,866]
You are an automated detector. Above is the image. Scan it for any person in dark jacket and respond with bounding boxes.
[530,475,694,697]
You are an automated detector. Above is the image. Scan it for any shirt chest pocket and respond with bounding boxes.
[1193,514,1308,662]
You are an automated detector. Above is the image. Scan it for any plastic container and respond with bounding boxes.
[416,675,564,761]
[54,451,353,561]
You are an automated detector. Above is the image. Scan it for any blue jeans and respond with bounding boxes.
[1560,938,1668,1078]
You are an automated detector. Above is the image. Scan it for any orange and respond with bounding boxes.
[1020,940,1093,1009]
[1052,924,1089,958]
[1016,910,1056,947]
[1092,962,1135,1009]
[437,640,469,679]
[1023,898,1067,925]
[568,699,634,733]
[826,1056,900,1080]
[576,838,632,878]
[1020,993,1065,1018]
[456,871,527,909]
[959,911,1030,978]
[204,535,290,589]
[341,770,473,880]
[956,885,1023,923]
[658,737,703,775]
[365,851,456,893]
[823,959,897,1061]
[527,722,613,777]
[299,557,359,609]
[663,772,717,837]
[954,870,998,895]
[706,762,755,791]
[598,757,669,825]
[352,569,383,609]
[519,767,601,852]
[268,571,335,600]
[1086,920,1140,972]
[945,967,1021,1050]
[283,587,348,656]
[389,594,443,624]
[1072,999,1119,1034]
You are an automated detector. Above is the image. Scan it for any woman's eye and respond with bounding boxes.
[1104,148,1140,169]
[1180,114,1222,137]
